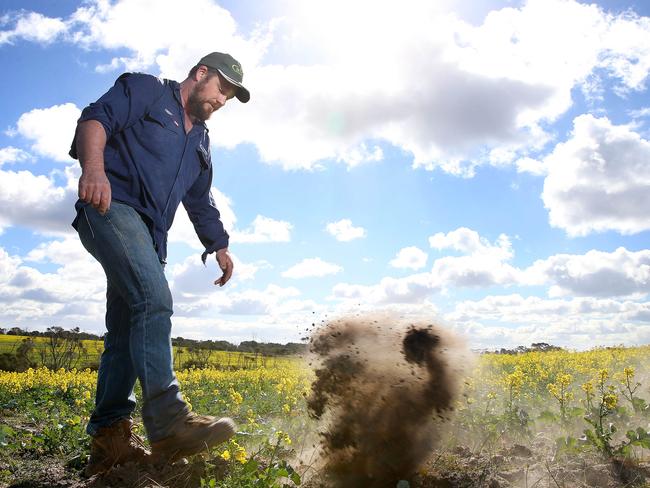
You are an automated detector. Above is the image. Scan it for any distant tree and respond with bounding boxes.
[530,342,562,352]
[183,345,212,369]
[0,337,35,372]
[7,327,25,336]
[38,326,87,370]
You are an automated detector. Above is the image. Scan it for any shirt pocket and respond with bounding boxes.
[144,106,184,136]
[139,106,184,158]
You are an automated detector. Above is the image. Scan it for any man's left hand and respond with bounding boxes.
[215,248,233,287]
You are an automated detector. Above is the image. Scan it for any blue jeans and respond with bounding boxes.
[76,202,188,442]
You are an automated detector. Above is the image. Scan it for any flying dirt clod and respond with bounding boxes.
[306,314,471,488]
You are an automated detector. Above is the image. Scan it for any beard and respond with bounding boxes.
[186,80,216,122]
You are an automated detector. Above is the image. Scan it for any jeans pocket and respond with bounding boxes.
[82,207,95,239]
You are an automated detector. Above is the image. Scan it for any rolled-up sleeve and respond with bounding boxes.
[69,73,164,159]
[182,165,229,264]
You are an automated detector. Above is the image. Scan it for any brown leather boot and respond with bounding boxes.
[150,413,236,464]
[84,418,150,477]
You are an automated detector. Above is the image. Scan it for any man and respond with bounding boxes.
[69,52,250,476]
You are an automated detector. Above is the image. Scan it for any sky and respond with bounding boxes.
[0,0,649,350]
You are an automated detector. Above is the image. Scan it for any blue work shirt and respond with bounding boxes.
[70,72,229,264]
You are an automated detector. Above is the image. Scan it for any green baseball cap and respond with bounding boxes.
[198,52,250,103]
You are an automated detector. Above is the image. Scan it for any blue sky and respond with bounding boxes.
[0,0,649,349]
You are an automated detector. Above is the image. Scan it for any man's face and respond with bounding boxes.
[187,70,237,122]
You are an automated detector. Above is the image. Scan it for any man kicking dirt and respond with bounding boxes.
[69,52,250,476]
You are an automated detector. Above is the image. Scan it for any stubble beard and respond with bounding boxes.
[186,81,214,122]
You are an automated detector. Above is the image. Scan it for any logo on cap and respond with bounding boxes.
[232,64,243,76]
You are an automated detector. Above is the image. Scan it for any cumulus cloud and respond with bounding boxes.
[209,0,650,173]
[332,273,435,305]
[325,219,366,242]
[515,156,547,176]
[168,189,291,248]
[282,257,342,279]
[172,281,303,319]
[0,11,67,45]
[168,188,236,249]
[0,242,105,331]
[390,246,428,270]
[429,227,513,259]
[0,146,31,166]
[0,165,78,235]
[329,227,519,308]
[526,247,650,298]
[445,294,650,349]
[170,252,269,297]
[11,103,81,162]
[233,215,292,244]
[8,0,650,174]
[541,114,650,236]
[68,0,269,75]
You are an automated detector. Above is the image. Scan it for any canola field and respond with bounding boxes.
[1,346,650,487]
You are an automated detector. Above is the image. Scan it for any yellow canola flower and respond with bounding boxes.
[234,446,247,463]
[230,389,243,405]
[603,392,618,410]
[221,450,231,461]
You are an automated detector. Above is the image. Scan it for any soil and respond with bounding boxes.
[2,442,649,488]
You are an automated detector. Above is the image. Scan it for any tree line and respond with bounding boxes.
[0,326,307,371]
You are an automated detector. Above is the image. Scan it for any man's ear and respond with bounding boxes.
[195,65,209,81]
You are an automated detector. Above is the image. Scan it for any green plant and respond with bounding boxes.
[208,432,302,488]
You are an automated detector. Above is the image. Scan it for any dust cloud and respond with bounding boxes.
[306,314,472,488]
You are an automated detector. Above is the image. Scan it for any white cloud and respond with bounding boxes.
[0,165,77,235]
[0,11,67,45]
[168,187,236,249]
[233,215,292,244]
[282,257,342,279]
[68,0,270,75]
[336,143,383,168]
[172,281,302,319]
[169,190,292,247]
[329,227,520,307]
[331,273,436,306]
[0,146,31,166]
[325,219,366,242]
[525,247,650,298]
[446,294,650,350]
[4,1,650,174]
[329,228,650,308]
[6,0,649,174]
[430,254,520,289]
[0,242,105,331]
[541,114,650,236]
[12,103,81,162]
[170,252,269,298]
[212,0,650,173]
[429,227,513,261]
[390,246,428,270]
[515,156,547,176]
[629,107,650,119]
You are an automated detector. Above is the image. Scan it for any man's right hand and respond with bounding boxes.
[79,168,112,215]
[75,120,110,215]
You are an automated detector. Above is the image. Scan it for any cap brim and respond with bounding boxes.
[217,69,250,103]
